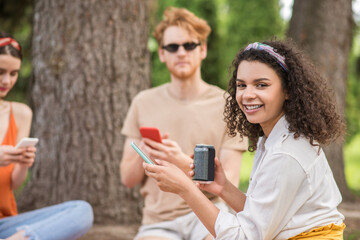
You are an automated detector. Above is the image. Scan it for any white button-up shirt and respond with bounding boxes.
[215,116,344,240]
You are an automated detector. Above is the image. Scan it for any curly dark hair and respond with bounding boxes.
[224,39,346,152]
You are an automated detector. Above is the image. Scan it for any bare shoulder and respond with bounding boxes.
[11,102,33,123]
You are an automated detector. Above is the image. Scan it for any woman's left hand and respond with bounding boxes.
[143,160,194,195]
[190,157,228,196]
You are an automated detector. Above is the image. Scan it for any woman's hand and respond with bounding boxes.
[0,145,24,166]
[17,146,36,168]
[0,145,36,168]
[190,157,228,196]
[143,160,194,195]
[11,146,36,189]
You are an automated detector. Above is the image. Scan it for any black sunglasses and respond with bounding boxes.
[162,42,201,53]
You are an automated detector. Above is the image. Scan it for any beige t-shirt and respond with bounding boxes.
[122,83,247,224]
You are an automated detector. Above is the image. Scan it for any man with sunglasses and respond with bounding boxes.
[120,7,247,240]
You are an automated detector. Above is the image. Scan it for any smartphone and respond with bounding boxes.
[139,127,162,143]
[15,137,39,149]
[130,141,157,165]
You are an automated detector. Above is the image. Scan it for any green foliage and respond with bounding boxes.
[346,32,360,142]
[345,231,360,240]
[0,0,33,32]
[0,0,33,103]
[239,151,254,192]
[217,0,285,88]
[344,133,360,192]
[149,0,285,89]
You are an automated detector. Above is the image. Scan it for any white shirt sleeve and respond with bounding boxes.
[215,153,310,240]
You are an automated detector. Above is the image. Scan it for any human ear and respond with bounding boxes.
[284,89,290,100]
[200,43,207,60]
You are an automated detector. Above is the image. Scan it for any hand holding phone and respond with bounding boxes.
[15,138,39,149]
[140,127,162,143]
[130,141,157,165]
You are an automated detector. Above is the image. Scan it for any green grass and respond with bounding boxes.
[345,231,360,240]
[239,151,254,192]
[344,133,360,193]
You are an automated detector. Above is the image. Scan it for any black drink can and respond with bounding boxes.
[192,144,215,183]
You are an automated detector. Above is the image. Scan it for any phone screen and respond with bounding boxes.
[130,141,156,165]
[15,138,39,149]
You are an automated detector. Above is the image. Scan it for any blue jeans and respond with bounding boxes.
[0,200,93,240]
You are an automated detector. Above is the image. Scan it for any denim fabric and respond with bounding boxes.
[0,200,93,240]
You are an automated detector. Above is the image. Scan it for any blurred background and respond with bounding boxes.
[1,0,359,239]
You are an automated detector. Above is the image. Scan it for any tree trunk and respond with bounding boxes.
[288,0,354,201]
[18,0,151,224]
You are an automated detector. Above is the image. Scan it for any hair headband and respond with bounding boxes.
[0,38,21,51]
[244,42,288,72]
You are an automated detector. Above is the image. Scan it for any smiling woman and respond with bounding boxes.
[225,40,345,152]
[142,39,347,240]
[235,61,288,136]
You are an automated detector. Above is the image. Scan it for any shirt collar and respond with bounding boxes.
[263,115,290,149]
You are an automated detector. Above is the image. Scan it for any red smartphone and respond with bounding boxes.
[139,127,162,143]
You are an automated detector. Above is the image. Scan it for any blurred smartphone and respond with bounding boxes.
[130,141,157,165]
[140,127,162,143]
[15,137,39,149]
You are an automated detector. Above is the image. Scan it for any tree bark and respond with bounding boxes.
[18,0,151,224]
[288,0,354,201]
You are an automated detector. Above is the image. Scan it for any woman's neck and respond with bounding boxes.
[260,113,285,137]
[0,99,8,109]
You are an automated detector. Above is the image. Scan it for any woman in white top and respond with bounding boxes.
[143,40,346,239]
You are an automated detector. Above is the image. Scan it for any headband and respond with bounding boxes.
[0,38,21,51]
[244,42,288,72]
